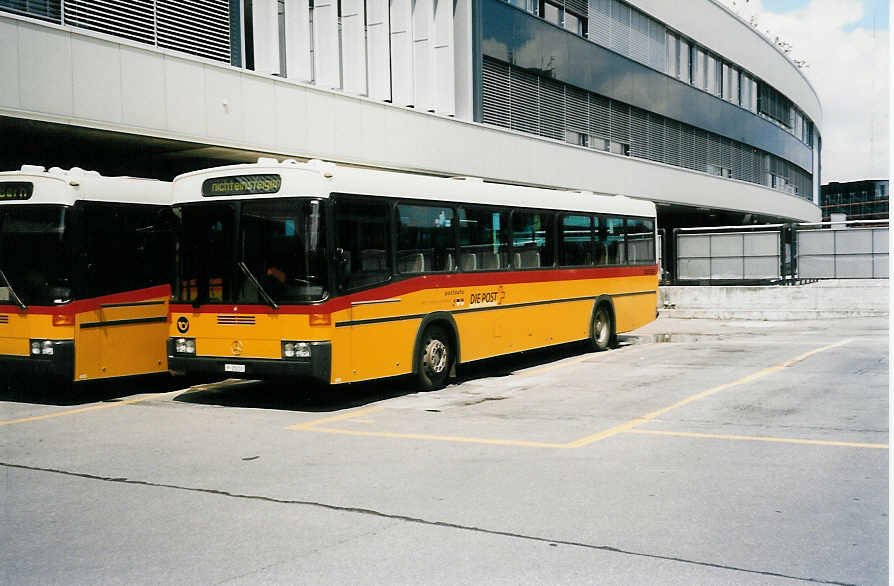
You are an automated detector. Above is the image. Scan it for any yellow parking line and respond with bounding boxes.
[287,405,384,430]
[308,426,569,449]
[288,340,857,450]
[565,339,854,448]
[628,429,888,450]
[0,389,187,427]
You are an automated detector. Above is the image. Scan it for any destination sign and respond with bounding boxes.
[202,175,281,197]
[0,182,33,201]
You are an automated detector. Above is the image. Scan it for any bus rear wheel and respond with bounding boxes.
[417,325,452,391]
[590,303,616,352]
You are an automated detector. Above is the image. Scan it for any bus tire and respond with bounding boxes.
[589,302,616,352]
[416,325,452,391]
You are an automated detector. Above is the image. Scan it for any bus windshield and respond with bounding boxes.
[0,205,72,306]
[176,198,328,305]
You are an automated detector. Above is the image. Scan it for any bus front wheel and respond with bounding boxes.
[590,303,616,352]
[417,325,452,391]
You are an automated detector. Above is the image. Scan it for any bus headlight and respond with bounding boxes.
[282,341,311,360]
[30,340,56,356]
[174,337,196,355]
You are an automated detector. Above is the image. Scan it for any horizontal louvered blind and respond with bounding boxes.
[157,0,231,62]
[510,68,540,135]
[65,0,155,44]
[539,78,565,141]
[482,57,511,129]
[564,0,587,18]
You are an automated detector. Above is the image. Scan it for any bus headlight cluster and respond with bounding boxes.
[282,341,311,360]
[174,337,196,355]
[30,340,55,356]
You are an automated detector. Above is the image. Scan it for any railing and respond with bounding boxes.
[669,220,888,284]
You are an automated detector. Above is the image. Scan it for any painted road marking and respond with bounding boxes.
[628,429,888,450]
[0,382,221,427]
[289,339,876,450]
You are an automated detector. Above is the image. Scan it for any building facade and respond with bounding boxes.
[820,180,889,221]
[0,0,822,226]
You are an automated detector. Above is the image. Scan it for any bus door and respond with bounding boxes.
[332,196,405,382]
[72,203,174,381]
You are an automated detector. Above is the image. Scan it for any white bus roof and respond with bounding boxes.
[173,158,656,218]
[0,165,171,206]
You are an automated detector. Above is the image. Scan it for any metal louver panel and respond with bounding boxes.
[680,123,696,170]
[693,129,708,171]
[65,0,155,44]
[157,0,231,62]
[565,86,588,133]
[564,0,587,18]
[609,101,630,144]
[648,18,666,72]
[510,68,540,135]
[609,1,630,56]
[720,137,733,171]
[706,132,721,168]
[539,77,565,141]
[589,0,611,45]
[629,106,648,159]
[646,113,664,162]
[481,57,511,129]
[731,142,745,180]
[588,94,610,139]
[628,9,649,66]
[665,120,681,167]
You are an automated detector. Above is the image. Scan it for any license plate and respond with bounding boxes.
[224,364,246,373]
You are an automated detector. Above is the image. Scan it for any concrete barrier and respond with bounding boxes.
[659,279,889,320]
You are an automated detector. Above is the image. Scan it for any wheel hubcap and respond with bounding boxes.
[423,339,448,374]
[595,311,609,344]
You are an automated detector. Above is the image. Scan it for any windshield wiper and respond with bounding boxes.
[237,261,279,310]
[0,267,27,310]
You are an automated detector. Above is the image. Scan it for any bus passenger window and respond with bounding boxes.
[593,216,606,265]
[559,215,593,267]
[604,217,626,265]
[397,204,455,274]
[626,218,655,264]
[458,207,509,271]
[511,212,554,268]
[334,198,391,291]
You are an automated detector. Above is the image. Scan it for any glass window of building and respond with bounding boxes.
[678,37,691,83]
[665,32,678,77]
[564,10,585,35]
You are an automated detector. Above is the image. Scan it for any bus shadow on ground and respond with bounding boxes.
[172,336,638,413]
[0,373,189,406]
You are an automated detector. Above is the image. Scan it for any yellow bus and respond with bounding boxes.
[0,166,174,385]
[169,158,658,390]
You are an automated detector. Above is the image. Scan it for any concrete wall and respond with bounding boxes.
[0,13,821,222]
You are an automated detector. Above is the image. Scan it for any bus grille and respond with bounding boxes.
[0,315,7,324]
[217,315,256,326]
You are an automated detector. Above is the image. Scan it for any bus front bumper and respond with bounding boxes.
[168,341,331,383]
[0,341,75,382]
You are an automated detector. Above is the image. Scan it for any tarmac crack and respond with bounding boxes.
[2,461,857,586]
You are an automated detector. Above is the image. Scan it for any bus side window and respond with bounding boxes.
[333,197,392,291]
[396,203,456,274]
[604,217,626,265]
[511,211,554,268]
[626,217,655,264]
[559,214,593,267]
[458,207,509,271]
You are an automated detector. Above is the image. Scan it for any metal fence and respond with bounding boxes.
[669,220,888,284]
[795,220,889,279]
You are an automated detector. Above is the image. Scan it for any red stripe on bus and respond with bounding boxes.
[0,284,171,315]
[170,265,658,315]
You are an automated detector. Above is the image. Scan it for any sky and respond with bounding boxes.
[718,0,889,183]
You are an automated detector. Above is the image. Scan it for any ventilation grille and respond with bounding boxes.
[65,0,155,45]
[0,315,8,324]
[217,315,256,326]
[157,0,231,63]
